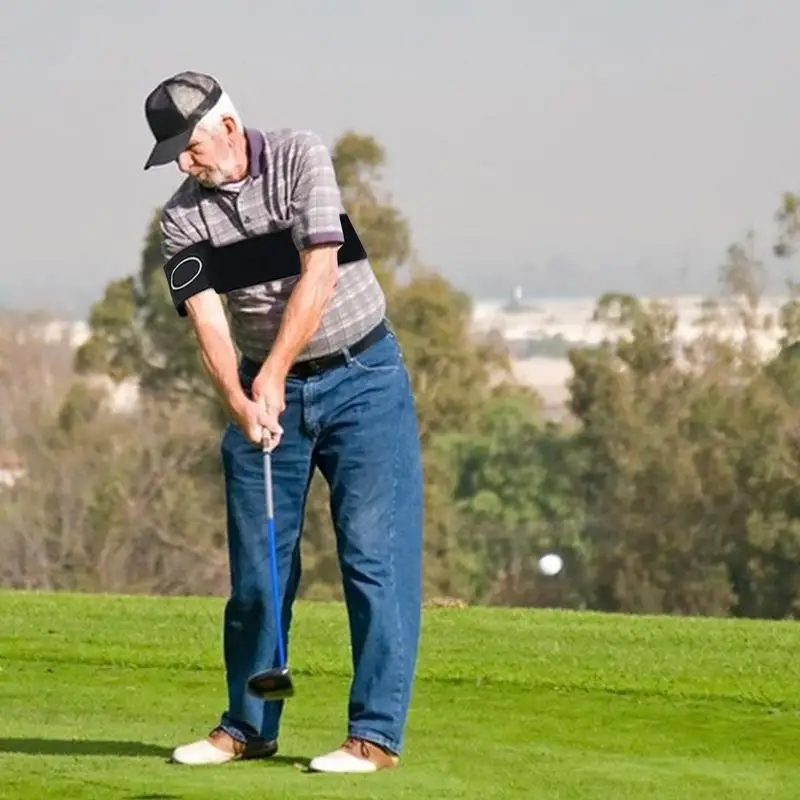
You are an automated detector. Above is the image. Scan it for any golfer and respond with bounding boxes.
[142,71,423,774]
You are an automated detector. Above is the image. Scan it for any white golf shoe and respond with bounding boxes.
[308,737,399,774]
[171,727,278,765]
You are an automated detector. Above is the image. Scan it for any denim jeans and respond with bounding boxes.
[216,326,423,755]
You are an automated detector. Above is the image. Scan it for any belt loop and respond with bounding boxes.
[342,345,352,364]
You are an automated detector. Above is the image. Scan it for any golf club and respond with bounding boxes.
[246,429,295,702]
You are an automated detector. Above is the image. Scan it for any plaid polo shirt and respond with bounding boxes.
[158,127,386,363]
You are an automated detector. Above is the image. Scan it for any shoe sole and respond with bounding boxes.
[170,743,278,765]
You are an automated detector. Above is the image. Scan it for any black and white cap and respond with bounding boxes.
[143,70,223,169]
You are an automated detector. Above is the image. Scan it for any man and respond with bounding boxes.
[142,70,423,774]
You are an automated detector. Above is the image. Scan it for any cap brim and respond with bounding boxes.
[144,128,192,170]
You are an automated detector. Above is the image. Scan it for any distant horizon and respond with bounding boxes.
[6,285,797,325]
[9,240,797,321]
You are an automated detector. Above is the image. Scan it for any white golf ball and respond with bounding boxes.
[538,553,563,576]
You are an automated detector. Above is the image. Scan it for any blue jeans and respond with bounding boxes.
[216,326,423,755]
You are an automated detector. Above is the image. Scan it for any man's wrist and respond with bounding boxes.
[225,388,249,417]
[261,352,291,381]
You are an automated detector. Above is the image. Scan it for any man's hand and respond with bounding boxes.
[251,368,286,449]
[229,394,280,448]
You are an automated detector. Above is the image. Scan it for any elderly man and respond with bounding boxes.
[142,71,423,774]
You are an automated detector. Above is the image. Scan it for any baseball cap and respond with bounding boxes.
[143,70,223,169]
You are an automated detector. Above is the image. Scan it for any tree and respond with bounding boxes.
[565,233,800,618]
[2,397,229,595]
[437,383,587,606]
[73,212,217,410]
[330,131,411,291]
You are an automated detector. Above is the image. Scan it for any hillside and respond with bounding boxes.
[1,592,799,799]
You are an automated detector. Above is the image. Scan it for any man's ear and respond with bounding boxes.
[221,115,239,137]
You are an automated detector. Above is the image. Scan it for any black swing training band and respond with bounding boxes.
[163,213,367,317]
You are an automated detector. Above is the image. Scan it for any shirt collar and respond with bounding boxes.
[244,127,265,178]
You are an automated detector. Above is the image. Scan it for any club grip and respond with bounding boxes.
[263,449,274,520]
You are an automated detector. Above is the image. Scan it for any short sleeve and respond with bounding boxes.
[289,132,345,251]
[159,204,197,261]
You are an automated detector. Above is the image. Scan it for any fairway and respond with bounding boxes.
[1,592,799,799]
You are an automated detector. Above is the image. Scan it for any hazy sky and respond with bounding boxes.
[1,0,799,317]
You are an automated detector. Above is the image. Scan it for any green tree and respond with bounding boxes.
[74,213,214,407]
[437,383,587,606]
[566,234,800,619]
[330,131,410,291]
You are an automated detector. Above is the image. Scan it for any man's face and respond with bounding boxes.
[176,116,240,187]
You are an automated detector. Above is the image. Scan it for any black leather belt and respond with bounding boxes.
[242,319,389,380]
[288,320,389,378]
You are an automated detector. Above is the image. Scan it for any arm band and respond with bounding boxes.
[162,213,367,317]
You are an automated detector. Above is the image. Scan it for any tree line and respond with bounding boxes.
[2,131,800,619]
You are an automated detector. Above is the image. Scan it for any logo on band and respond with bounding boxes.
[169,256,203,291]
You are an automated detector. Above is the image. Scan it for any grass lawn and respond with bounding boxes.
[1,590,799,799]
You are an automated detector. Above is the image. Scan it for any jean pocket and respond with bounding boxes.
[350,333,402,373]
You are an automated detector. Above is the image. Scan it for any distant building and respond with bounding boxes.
[469,292,790,420]
[502,284,536,313]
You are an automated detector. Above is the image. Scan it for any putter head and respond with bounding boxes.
[247,666,295,701]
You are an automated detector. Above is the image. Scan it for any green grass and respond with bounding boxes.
[1,592,800,799]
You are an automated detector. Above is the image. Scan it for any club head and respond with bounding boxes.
[247,666,295,701]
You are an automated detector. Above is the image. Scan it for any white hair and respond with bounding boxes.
[195,90,243,134]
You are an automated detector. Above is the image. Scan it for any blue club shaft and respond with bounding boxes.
[263,441,286,668]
